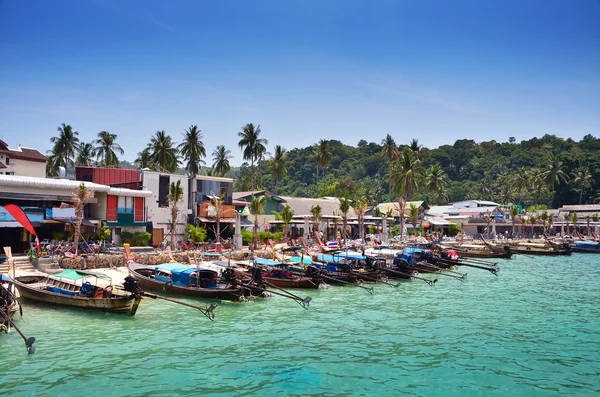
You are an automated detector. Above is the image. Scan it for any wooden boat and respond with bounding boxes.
[249,258,322,289]
[512,242,571,256]
[1,274,21,332]
[446,244,512,259]
[569,240,600,253]
[14,270,141,315]
[127,262,246,301]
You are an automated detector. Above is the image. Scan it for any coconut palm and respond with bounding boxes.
[395,197,407,241]
[571,212,578,236]
[409,138,422,154]
[408,203,419,235]
[354,200,368,243]
[238,123,268,190]
[135,147,153,169]
[390,147,422,200]
[426,164,448,204]
[563,213,571,237]
[381,134,399,198]
[592,214,599,236]
[150,131,179,172]
[177,125,206,176]
[50,123,80,175]
[71,183,95,255]
[529,215,537,238]
[338,193,352,241]
[212,145,233,177]
[530,167,546,204]
[249,195,267,249]
[510,206,519,237]
[497,183,514,206]
[94,131,124,167]
[210,194,224,244]
[540,210,549,235]
[168,180,184,248]
[585,215,591,236]
[513,167,530,205]
[313,139,333,188]
[46,154,60,177]
[269,145,287,194]
[476,180,494,202]
[310,205,323,236]
[76,142,96,166]
[571,167,593,205]
[273,204,294,242]
[542,156,568,205]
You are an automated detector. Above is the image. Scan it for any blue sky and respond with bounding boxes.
[0,0,599,165]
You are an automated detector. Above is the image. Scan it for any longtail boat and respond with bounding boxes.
[127,262,247,301]
[245,258,322,289]
[569,240,600,253]
[446,244,512,259]
[14,270,142,315]
[512,242,571,256]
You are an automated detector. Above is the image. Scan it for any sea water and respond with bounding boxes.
[2,254,599,397]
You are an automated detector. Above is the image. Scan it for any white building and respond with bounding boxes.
[0,140,46,178]
[451,200,500,209]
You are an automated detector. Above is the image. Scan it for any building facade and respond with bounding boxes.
[0,140,46,177]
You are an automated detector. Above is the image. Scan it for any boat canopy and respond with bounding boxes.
[155,263,190,272]
[53,269,109,280]
[252,258,287,267]
[403,247,424,254]
[288,256,312,265]
[1,274,13,283]
[574,240,600,247]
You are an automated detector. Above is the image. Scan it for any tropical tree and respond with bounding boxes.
[426,164,448,204]
[513,167,530,205]
[46,154,60,177]
[212,145,233,177]
[76,142,96,166]
[249,195,267,249]
[150,131,179,172]
[238,123,268,190]
[540,210,549,235]
[71,183,95,255]
[408,203,419,235]
[310,205,323,236]
[167,180,184,248]
[390,147,423,200]
[476,180,494,201]
[530,167,546,204]
[497,183,514,206]
[50,123,80,175]
[338,193,352,241]
[381,134,399,198]
[529,215,537,238]
[273,204,294,242]
[585,215,591,236]
[563,213,571,237]
[542,156,568,205]
[395,197,407,241]
[409,138,423,155]
[208,194,226,244]
[313,139,333,188]
[135,147,153,169]
[510,206,519,237]
[177,125,206,176]
[269,145,287,194]
[354,200,367,243]
[592,214,599,236]
[94,131,124,167]
[571,167,593,204]
[571,212,578,236]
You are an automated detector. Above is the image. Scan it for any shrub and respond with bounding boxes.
[95,227,111,241]
[52,231,65,241]
[121,231,151,246]
[448,223,461,237]
[368,225,378,234]
[185,224,207,243]
[242,230,253,245]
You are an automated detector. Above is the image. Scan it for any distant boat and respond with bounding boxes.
[512,242,571,256]
[570,240,600,253]
[13,270,142,315]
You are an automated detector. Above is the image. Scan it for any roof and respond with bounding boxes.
[374,201,426,217]
[472,200,500,206]
[233,190,285,202]
[0,144,46,163]
[194,174,234,183]
[278,196,356,217]
[426,205,453,216]
[559,204,600,212]
[444,206,500,215]
[232,199,248,206]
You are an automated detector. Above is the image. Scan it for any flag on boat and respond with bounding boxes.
[4,204,41,250]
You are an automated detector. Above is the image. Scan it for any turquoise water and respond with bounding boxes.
[2,255,600,397]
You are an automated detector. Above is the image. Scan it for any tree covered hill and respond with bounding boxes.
[236,134,600,209]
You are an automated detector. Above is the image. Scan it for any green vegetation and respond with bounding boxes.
[121,231,151,246]
[185,224,207,243]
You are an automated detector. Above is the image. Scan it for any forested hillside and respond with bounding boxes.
[234,134,600,209]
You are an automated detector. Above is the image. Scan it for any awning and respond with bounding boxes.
[197,217,236,224]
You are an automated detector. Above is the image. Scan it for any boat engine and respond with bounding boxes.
[122,276,141,295]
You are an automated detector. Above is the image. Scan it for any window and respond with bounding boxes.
[5,157,9,165]
[117,196,134,214]
[158,176,169,207]
[220,186,228,200]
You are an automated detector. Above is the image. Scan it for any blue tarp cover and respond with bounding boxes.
[171,267,196,286]
[574,241,599,248]
[1,274,14,283]
[155,263,190,272]
[252,258,285,267]
[403,247,424,254]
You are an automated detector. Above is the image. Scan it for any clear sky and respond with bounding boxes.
[1,0,599,165]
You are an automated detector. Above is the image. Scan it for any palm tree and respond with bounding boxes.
[571,167,593,205]
[476,180,494,201]
[498,183,514,206]
[50,123,80,175]
[310,205,323,236]
[395,197,407,241]
[409,138,423,155]
[510,206,519,237]
[210,195,225,244]
[238,123,268,190]
[46,154,60,177]
[313,139,333,188]
[530,167,546,204]
[513,167,530,205]
[338,193,352,241]
[408,203,419,235]
[269,145,287,194]
[94,131,124,167]
[542,156,568,205]
[426,164,447,204]
[563,213,571,237]
[273,204,294,242]
[168,180,184,248]
[540,210,549,235]
[571,212,578,236]
[585,215,591,236]
[249,195,267,249]
[72,183,95,255]
[76,142,96,166]
[381,134,399,198]
[592,214,599,236]
[354,200,367,243]
[212,145,233,177]
[529,215,537,238]
[390,147,422,200]
[178,125,206,176]
[150,131,179,172]
[135,147,153,169]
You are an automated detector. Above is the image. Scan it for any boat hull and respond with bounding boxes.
[512,249,571,256]
[262,276,321,289]
[454,250,512,259]
[14,277,140,315]
[570,247,600,253]
[128,265,245,301]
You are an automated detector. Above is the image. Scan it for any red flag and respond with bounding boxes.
[4,204,39,249]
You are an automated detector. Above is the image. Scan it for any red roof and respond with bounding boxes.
[0,145,46,163]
